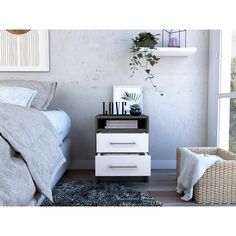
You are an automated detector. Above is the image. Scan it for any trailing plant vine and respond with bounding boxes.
[129,32,163,95]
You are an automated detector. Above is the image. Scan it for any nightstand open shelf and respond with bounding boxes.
[95,114,149,133]
[95,114,151,181]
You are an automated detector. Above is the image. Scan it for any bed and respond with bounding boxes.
[0,80,72,206]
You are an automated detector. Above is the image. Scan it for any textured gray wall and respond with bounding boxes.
[0,30,209,169]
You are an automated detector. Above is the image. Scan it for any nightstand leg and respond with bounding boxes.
[96,177,100,183]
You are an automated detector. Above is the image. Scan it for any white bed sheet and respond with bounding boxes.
[42,110,71,142]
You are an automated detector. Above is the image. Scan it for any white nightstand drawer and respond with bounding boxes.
[96,133,148,153]
[95,153,151,176]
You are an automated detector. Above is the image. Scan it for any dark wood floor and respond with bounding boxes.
[63,169,197,206]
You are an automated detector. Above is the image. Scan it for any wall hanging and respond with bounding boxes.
[0,30,49,71]
[113,85,143,115]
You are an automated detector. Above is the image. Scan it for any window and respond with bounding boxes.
[218,30,236,152]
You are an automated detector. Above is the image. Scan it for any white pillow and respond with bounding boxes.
[0,86,37,107]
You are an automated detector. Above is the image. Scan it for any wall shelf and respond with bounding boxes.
[139,47,197,57]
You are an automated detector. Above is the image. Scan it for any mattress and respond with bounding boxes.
[42,110,71,142]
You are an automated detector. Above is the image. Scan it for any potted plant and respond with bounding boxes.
[129,104,142,116]
[129,32,163,95]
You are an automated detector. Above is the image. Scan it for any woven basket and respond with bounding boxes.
[176,147,236,204]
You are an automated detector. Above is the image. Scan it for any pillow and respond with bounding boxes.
[0,86,37,107]
[0,80,57,110]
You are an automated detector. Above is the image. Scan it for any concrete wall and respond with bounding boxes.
[0,30,209,169]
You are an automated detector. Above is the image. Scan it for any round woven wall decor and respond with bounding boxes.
[6,29,30,35]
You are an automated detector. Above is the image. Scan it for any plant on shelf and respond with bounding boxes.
[121,91,142,116]
[129,104,142,116]
[129,32,163,95]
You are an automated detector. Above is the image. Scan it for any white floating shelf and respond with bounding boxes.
[139,47,197,57]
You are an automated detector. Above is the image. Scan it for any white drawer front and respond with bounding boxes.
[96,133,148,153]
[95,154,151,176]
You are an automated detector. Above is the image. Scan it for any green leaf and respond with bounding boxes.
[137,53,143,58]
[150,60,155,66]
[121,91,141,103]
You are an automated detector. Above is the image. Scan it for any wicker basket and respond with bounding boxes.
[176,147,236,204]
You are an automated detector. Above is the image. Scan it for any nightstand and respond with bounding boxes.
[95,115,151,180]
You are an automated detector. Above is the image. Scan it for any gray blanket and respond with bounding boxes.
[0,103,66,206]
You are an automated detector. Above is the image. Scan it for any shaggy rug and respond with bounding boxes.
[41,179,163,206]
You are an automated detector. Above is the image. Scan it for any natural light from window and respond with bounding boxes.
[218,30,236,152]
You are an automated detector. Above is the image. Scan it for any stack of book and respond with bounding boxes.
[105,120,138,129]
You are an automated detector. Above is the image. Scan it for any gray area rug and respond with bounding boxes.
[41,179,163,206]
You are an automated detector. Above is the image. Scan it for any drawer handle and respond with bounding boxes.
[109,165,137,169]
[109,142,136,145]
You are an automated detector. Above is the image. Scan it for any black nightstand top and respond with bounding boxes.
[96,114,149,119]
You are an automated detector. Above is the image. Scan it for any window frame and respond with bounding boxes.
[208,30,236,150]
